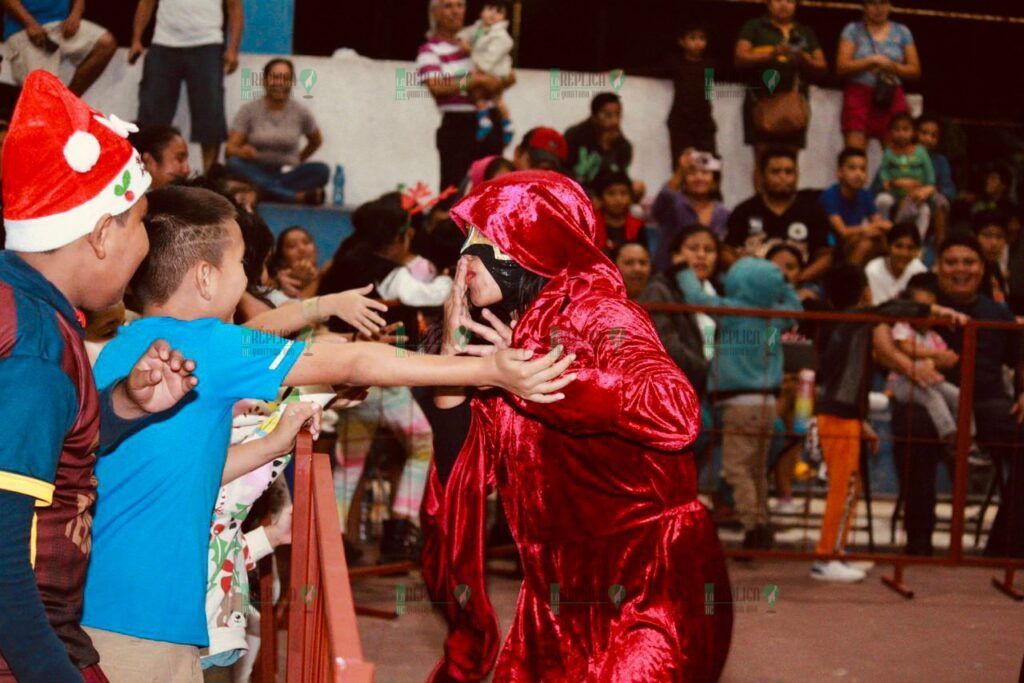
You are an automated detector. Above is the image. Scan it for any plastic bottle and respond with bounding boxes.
[359,479,372,543]
[793,368,816,435]
[332,164,345,207]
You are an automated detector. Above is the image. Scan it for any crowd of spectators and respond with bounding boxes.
[0,0,1023,679]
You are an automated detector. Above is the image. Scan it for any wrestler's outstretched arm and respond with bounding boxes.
[509,298,701,451]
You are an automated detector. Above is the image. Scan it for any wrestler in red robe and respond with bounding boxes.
[422,171,732,681]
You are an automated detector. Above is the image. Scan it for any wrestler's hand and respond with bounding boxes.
[114,340,199,419]
[457,308,515,357]
[441,258,472,356]
[490,346,576,403]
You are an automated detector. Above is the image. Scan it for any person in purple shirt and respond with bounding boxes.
[651,149,730,272]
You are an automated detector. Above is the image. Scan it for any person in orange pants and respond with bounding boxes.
[814,416,865,571]
[811,264,962,582]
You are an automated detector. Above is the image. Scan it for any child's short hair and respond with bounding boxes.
[593,169,632,198]
[484,1,510,17]
[888,221,922,247]
[972,210,1009,235]
[238,209,275,291]
[131,185,237,307]
[765,242,805,269]
[484,156,515,180]
[888,112,914,130]
[590,92,621,117]
[128,124,182,162]
[610,240,650,264]
[678,22,707,40]
[837,146,867,168]
[823,263,868,311]
[902,271,938,299]
[915,114,941,132]
[759,146,797,173]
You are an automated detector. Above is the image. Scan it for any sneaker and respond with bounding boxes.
[967,442,991,467]
[475,111,494,141]
[377,519,423,565]
[845,560,875,572]
[810,560,866,583]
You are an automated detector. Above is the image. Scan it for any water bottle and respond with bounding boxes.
[370,478,390,540]
[793,369,816,435]
[332,164,345,207]
[359,480,372,543]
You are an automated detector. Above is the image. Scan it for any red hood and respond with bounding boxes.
[449,171,626,300]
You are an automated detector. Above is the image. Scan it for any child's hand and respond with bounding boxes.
[325,284,389,337]
[290,260,318,286]
[930,304,968,326]
[331,384,370,410]
[357,321,406,346]
[862,422,881,456]
[265,402,323,457]
[489,346,577,403]
[277,269,305,298]
[933,348,959,369]
[264,505,293,548]
[910,358,944,388]
[121,340,199,417]
[457,38,471,52]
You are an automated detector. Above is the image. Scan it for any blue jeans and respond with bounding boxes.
[225,157,330,203]
[137,43,227,145]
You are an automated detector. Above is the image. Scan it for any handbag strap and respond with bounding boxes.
[862,21,880,55]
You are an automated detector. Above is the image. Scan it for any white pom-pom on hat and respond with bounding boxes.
[63,130,101,173]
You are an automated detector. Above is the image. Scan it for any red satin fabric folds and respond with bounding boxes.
[421,171,733,682]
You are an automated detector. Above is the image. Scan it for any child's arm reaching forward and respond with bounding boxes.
[221,401,322,485]
[284,341,576,403]
[244,285,389,338]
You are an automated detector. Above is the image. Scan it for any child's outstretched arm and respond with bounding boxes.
[244,285,388,338]
[221,402,322,485]
[284,341,575,403]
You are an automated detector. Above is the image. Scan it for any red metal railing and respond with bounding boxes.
[643,302,1023,599]
[285,432,375,682]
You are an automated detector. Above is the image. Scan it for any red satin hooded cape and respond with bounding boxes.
[421,171,733,682]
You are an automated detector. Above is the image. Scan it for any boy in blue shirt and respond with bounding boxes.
[819,147,890,261]
[82,185,576,679]
[0,71,200,683]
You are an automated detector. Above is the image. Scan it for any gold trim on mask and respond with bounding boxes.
[461,226,514,261]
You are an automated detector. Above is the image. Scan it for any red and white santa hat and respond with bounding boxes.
[2,70,151,252]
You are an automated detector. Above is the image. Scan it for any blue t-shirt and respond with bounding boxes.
[3,0,70,39]
[83,317,304,646]
[819,183,878,245]
[840,21,914,88]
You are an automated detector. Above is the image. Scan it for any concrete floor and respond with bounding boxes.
[349,560,1024,683]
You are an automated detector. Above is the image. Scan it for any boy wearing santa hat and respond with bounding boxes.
[0,70,199,682]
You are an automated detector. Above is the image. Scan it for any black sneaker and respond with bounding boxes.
[343,535,364,566]
[378,519,423,565]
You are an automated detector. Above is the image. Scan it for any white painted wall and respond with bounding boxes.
[16,47,920,208]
